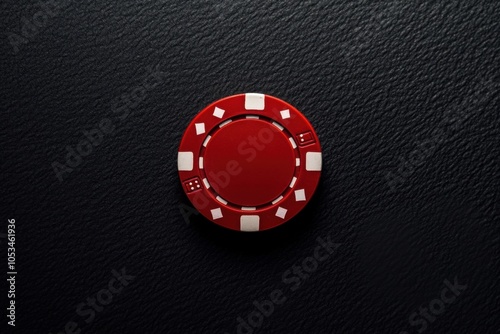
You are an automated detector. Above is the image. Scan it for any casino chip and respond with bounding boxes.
[177,93,322,232]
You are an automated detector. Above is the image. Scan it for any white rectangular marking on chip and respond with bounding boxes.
[195,123,205,135]
[306,152,322,171]
[246,115,259,119]
[296,158,301,166]
[289,176,297,188]
[216,196,228,205]
[219,119,232,128]
[199,157,204,169]
[272,122,284,131]
[202,135,211,147]
[295,189,306,201]
[272,196,284,204]
[211,208,223,220]
[203,178,210,189]
[213,107,225,118]
[275,207,287,219]
[289,137,297,149]
[177,152,194,171]
[242,207,256,211]
[245,93,265,110]
[240,215,260,232]
[280,109,290,119]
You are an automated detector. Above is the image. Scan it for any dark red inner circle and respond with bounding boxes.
[204,119,295,207]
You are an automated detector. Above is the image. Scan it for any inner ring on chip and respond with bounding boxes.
[200,116,299,208]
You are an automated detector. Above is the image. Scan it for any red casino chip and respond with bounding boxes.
[177,93,322,232]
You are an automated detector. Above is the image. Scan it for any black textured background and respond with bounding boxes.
[0,1,499,333]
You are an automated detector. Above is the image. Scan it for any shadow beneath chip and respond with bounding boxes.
[188,182,325,255]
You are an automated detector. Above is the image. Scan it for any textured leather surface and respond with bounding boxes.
[0,1,498,333]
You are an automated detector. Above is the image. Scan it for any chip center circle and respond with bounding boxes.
[204,119,295,207]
